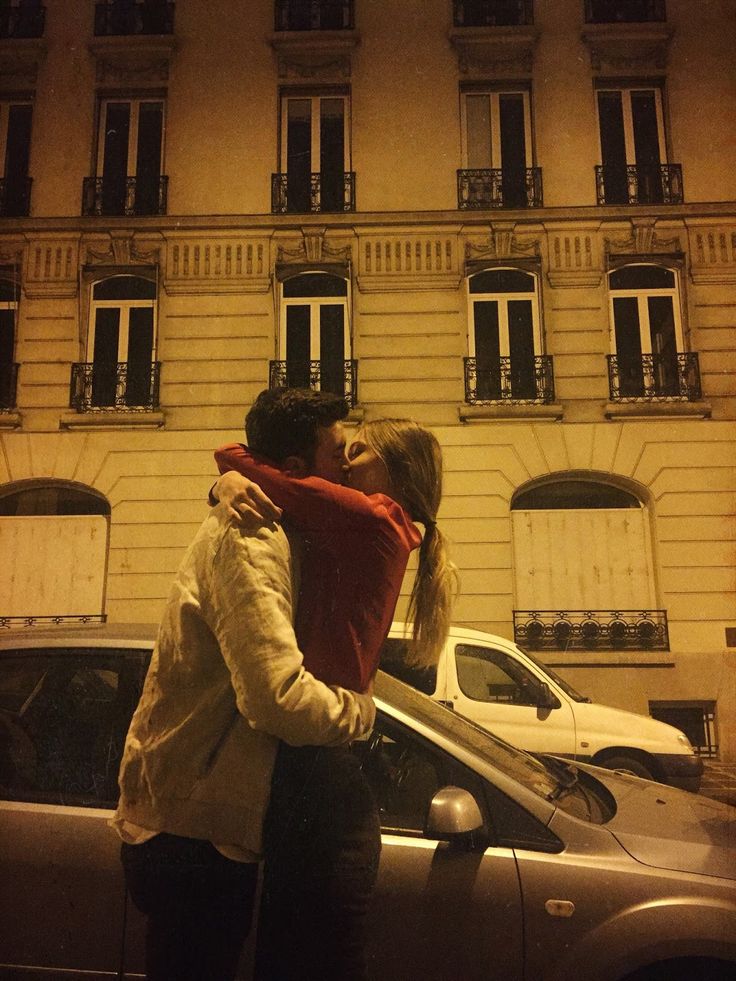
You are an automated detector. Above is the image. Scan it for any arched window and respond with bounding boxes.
[275,271,354,402]
[0,278,18,409]
[79,274,158,410]
[511,477,666,652]
[0,481,110,625]
[467,268,551,402]
[608,263,690,399]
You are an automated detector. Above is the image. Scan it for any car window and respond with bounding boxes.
[456,644,541,706]
[0,649,147,808]
[379,638,437,696]
[353,711,489,840]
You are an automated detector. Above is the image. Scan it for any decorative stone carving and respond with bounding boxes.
[605,217,682,257]
[163,235,272,294]
[357,229,461,292]
[465,222,540,263]
[448,26,538,77]
[277,227,351,266]
[546,225,603,288]
[0,38,46,89]
[23,236,80,298]
[83,230,161,267]
[270,31,359,80]
[581,23,672,74]
[89,35,176,86]
[686,222,736,284]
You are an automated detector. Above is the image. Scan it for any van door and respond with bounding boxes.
[446,641,576,756]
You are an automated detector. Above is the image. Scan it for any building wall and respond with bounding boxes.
[0,0,734,759]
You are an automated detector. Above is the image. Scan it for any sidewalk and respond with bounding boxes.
[699,760,736,807]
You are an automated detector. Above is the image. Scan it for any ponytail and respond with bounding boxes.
[360,419,459,668]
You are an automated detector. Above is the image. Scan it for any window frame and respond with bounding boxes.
[87,273,158,365]
[278,90,352,176]
[467,267,543,360]
[278,270,352,364]
[595,82,667,168]
[95,95,167,180]
[460,86,534,171]
[607,262,684,358]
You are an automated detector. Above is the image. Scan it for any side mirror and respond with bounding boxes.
[537,682,561,711]
[425,786,484,839]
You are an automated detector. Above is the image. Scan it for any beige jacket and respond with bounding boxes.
[114,505,375,856]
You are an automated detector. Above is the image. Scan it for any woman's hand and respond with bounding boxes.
[211,470,282,529]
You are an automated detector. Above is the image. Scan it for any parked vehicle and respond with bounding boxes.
[1,623,734,981]
[381,622,704,792]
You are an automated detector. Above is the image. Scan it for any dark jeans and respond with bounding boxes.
[121,832,259,981]
[254,744,382,981]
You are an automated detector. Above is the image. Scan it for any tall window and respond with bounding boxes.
[608,264,688,399]
[459,88,541,209]
[77,275,158,409]
[0,1,46,39]
[274,1,354,31]
[84,98,166,216]
[0,100,32,216]
[596,85,681,204]
[585,1,666,23]
[274,272,353,401]
[273,92,353,213]
[0,278,18,408]
[94,1,175,37]
[467,268,551,402]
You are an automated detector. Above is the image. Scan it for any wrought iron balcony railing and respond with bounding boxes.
[464,356,555,404]
[70,362,161,412]
[274,0,354,31]
[0,362,19,410]
[595,163,683,205]
[94,1,175,36]
[82,175,168,217]
[607,352,702,402]
[271,172,356,213]
[0,177,31,217]
[584,0,666,23]
[514,610,670,652]
[453,0,534,27]
[269,359,358,407]
[458,168,543,209]
[0,3,46,39]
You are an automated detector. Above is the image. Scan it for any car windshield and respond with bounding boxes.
[517,647,590,702]
[375,670,560,801]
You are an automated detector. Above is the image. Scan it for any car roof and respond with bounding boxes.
[0,621,158,650]
[390,620,517,648]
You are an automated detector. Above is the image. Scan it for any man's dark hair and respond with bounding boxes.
[245,388,349,465]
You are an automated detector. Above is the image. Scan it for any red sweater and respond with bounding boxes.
[215,444,421,693]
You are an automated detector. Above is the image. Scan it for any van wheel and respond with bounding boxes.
[597,754,656,781]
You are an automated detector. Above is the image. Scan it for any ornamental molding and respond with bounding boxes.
[269,31,359,79]
[546,224,603,288]
[83,231,161,267]
[0,37,46,88]
[163,234,272,294]
[277,227,352,265]
[23,236,80,298]
[604,218,682,257]
[465,222,540,262]
[581,23,672,74]
[448,26,538,76]
[357,230,461,292]
[89,35,176,86]
[685,222,736,285]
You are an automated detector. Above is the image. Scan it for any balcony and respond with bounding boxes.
[607,352,702,402]
[69,362,161,412]
[0,176,31,217]
[0,362,19,410]
[271,171,355,214]
[452,0,534,26]
[584,0,666,23]
[595,163,683,205]
[514,610,670,652]
[464,356,555,404]
[94,1,175,36]
[458,168,543,209]
[0,3,45,39]
[82,175,168,217]
[269,359,358,408]
[274,0,354,31]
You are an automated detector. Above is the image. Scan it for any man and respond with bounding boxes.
[114,388,374,981]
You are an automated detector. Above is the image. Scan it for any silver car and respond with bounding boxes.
[1,623,735,981]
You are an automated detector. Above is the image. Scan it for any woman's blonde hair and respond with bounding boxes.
[359,419,459,668]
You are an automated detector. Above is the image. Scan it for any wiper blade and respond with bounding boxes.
[536,755,580,801]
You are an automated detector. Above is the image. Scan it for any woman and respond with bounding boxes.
[213,418,457,981]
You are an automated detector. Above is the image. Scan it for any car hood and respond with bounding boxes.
[571,701,691,753]
[584,765,736,880]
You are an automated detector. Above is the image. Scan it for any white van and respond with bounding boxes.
[381,622,703,792]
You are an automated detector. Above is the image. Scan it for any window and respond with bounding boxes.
[0,278,18,408]
[465,268,553,403]
[0,650,147,807]
[83,97,167,216]
[0,99,32,216]
[273,91,354,213]
[458,87,541,209]
[272,272,356,403]
[584,1,666,23]
[71,275,159,411]
[649,701,717,757]
[94,1,175,36]
[456,644,542,706]
[453,1,534,27]
[0,1,46,39]
[274,1,354,31]
[595,84,682,204]
[607,264,699,400]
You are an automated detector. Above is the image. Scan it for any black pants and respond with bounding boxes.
[254,744,382,981]
[121,832,259,981]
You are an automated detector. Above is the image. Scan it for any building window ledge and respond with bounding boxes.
[88,33,176,85]
[604,400,711,420]
[459,402,563,422]
[59,410,165,430]
[269,29,360,79]
[449,25,538,75]
[0,36,46,87]
[581,22,672,72]
[0,411,21,430]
